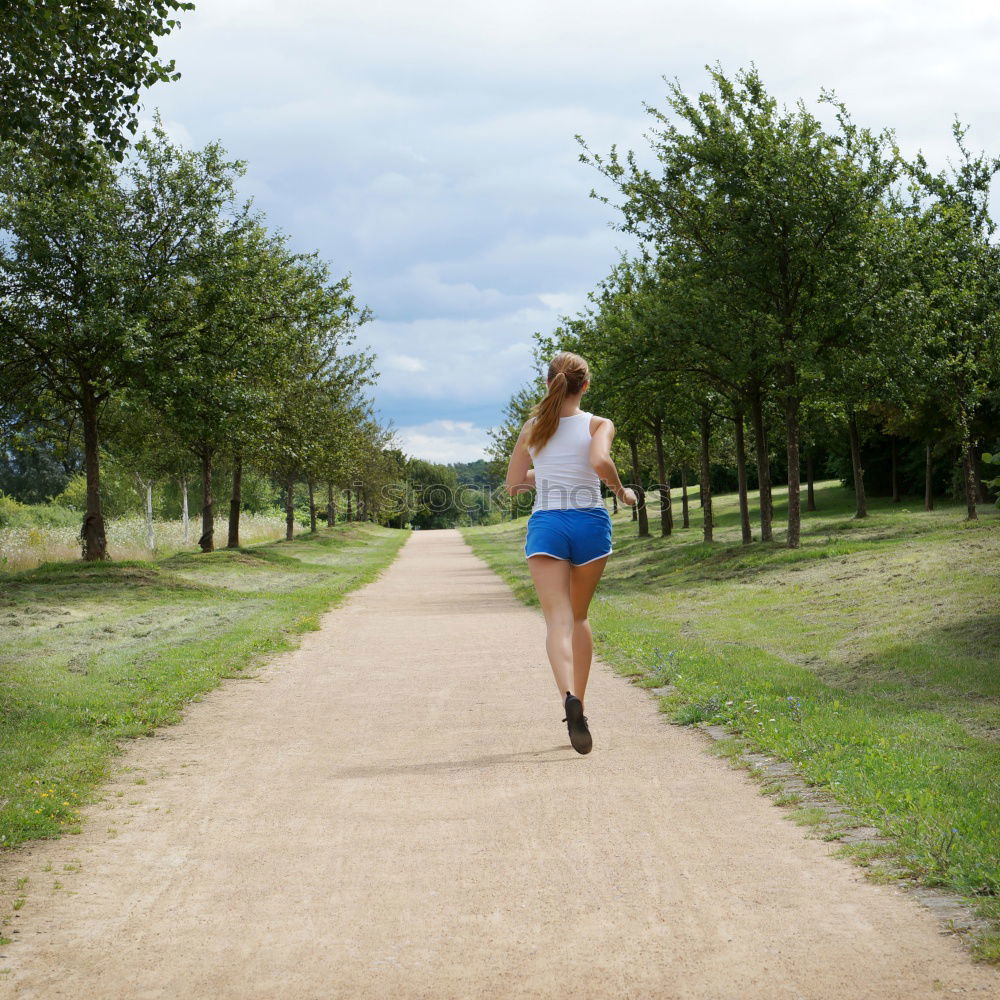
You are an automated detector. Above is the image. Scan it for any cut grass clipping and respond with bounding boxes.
[462,482,1000,962]
[0,523,407,852]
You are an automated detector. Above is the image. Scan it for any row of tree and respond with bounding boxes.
[0,122,393,559]
[491,67,1000,547]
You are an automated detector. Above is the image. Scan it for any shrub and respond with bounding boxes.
[22,504,80,529]
[54,465,143,519]
[0,493,25,528]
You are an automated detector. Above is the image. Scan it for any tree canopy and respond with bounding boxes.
[0,0,193,168]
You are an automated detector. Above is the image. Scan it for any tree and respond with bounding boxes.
[143,223,339,552]
[0,125,243,558]
[99,393,191,551]
[0,419,80,502]
[582,263,684,539]
[0,0,193,168]
[905,124,1000,520]
[263,287,375,543]
[299,378,379,536]
[624,254,756,543]
[581,65,899,547]
[344,419,397,525]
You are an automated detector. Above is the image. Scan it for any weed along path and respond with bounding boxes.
[0,530,996,1000]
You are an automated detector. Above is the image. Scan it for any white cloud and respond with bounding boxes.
[385,353,427,373]
[369,311,541,406]
[393,420,492,464]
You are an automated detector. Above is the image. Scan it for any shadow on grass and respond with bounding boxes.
[835,613,1000,703]
[165,546,309,572]
[0,561,216,609]
[924,613,1000,670]
[604,487,992,592]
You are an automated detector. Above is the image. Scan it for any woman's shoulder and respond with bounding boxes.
[588,413,613,435]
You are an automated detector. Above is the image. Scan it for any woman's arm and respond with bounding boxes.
[589,418,637,505]
[504,423,535,496]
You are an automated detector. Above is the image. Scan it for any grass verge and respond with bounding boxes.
[462,482,1000,961]
[0,523,407,853]
[0,503,289,572]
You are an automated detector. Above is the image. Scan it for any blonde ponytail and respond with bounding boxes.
[527,352,589,451]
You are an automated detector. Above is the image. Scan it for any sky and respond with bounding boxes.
[147,0,1000,464]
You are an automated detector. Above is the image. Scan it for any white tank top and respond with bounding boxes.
[528,411,604,511]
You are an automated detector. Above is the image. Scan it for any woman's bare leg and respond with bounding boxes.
[527,555,575,701]
[569,556,609,709]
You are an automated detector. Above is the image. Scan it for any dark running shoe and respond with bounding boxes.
[563,692,593,755]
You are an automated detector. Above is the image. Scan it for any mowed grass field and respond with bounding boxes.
[0,524,407,862]
[462,482,1000,960]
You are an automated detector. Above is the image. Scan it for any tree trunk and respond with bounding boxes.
[784,376,802,549]
[847,411,867,519]
[805,448,816,512]
[734,403,752,545]
[345,488,353,522]
[698,407,713,544]
[79,390,108,561]
[628,436,649,537]
[285,478,295,540]
[181,475,190,544]
[652,416,672,537]
[962,443,979,521]
[748,384,773,542]
[610,490,618,515]
[144,480,154,550]
[227,453,242,549]
[970,437,985,504]
[327,483,337,528]
[890,436,900,503]
[308,478,317,533]
[925,444,935,511]
[198,448,214,553]
[665,471,674,533]
[681,467,689,528]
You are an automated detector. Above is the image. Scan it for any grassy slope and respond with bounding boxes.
[462,482,1000,959]
[0,523,407,855]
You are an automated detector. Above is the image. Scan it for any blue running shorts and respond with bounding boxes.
[524,506,613,566]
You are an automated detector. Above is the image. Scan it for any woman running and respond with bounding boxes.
[504,351,637,754]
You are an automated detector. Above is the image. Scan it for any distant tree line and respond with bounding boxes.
[491,66,1000,547]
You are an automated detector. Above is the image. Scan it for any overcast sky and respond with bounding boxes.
[148,0,1000,463]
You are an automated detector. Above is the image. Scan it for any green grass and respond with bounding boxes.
[462,481,1000,958]
[0,523,408,852]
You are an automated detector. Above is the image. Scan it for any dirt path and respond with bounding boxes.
[1,530,996,999]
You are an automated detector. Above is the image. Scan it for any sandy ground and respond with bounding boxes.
[0,529,996,1000]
